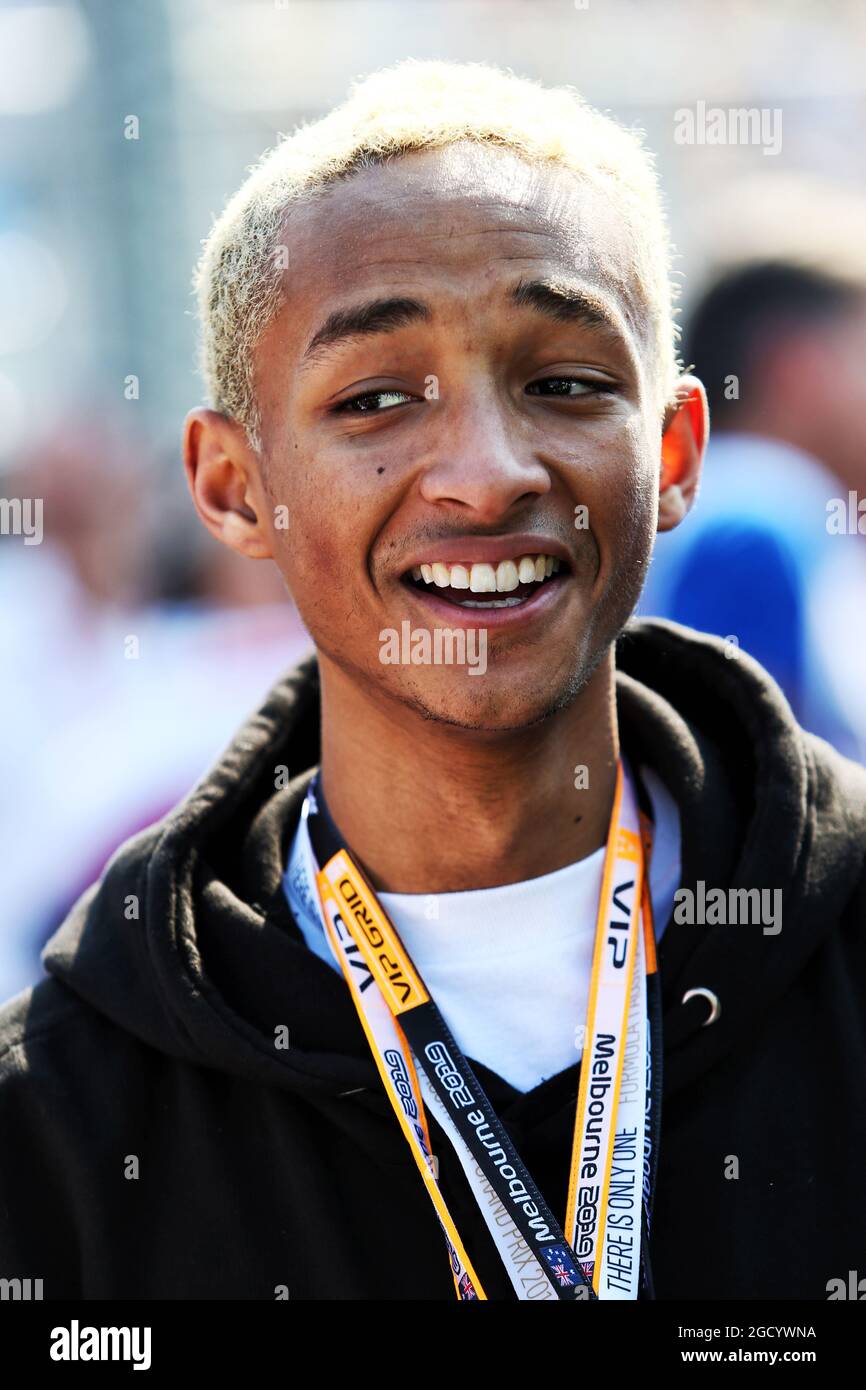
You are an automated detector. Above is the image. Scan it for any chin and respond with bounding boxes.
[393,666,587,733]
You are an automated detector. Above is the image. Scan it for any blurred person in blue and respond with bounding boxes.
[640,253,866,761]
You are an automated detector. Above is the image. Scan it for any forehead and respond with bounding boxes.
[273,142,649,350]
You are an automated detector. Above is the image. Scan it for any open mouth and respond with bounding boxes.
[402,553,565,610]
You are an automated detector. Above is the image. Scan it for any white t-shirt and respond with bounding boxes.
[283,764,680,1093]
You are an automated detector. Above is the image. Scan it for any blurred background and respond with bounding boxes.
[2,0,866,997]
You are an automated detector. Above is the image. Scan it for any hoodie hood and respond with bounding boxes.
[42,618,866,1104]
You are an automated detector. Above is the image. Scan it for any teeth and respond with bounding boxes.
[410,553,563,593]
[470,563,497,593]
[460,596,525,608]
[517,556,536,583]
[495,560,519,592]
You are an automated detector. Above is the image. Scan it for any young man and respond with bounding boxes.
[2,60,865,1302]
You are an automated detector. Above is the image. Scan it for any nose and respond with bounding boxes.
[418,379,551,524]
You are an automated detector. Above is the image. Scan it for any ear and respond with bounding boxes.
[182,409,273,559]
[657,375,709,533]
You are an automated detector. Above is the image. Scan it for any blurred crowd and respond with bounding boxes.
[0,422,309,995]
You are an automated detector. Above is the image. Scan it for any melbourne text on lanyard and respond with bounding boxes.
[300,758,659,1302]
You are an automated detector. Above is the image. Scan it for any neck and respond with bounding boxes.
[318,654,620,893]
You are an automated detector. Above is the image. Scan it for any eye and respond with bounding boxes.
[333,388,416,414]
[526,376,616,398]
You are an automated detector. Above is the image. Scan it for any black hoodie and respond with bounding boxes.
[2,618,865,1301]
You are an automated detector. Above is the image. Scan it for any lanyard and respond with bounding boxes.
[298,760,659,1301]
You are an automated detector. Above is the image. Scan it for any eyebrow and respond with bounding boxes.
[300,277,627,368]
[302,297,431,367]
[510,277,626,338]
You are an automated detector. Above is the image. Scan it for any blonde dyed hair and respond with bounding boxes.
[194,59,679,451]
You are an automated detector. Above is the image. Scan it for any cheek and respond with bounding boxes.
[263,451,382,635]
[584,418,658,540]
[583,421,659,607]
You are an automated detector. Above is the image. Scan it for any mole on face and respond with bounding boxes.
[377,466,385,474]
